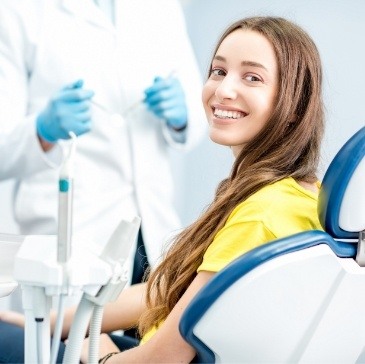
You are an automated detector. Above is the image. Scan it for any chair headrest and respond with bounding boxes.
[318,127,365,239]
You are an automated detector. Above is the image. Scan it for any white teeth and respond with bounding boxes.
[213,108,244,119]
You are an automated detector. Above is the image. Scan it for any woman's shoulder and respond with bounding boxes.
[248,177,318,203]
[229,178,319,221]
[224,177,322,244]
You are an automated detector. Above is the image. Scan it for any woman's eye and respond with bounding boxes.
[210,68,226,77]
[245,74,262,82]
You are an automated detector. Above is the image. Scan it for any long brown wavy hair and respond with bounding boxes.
[138,16,324,336]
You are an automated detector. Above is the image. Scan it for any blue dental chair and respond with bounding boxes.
[179,126,365,363]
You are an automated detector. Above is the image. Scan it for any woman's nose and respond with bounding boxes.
[215,75,238,101]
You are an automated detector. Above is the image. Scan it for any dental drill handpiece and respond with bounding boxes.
[57,132,77,265]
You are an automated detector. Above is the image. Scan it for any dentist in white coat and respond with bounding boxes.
[0,0,206,283]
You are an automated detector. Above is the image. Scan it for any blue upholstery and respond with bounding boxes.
[318,127,365,239]
[179,127,365,363]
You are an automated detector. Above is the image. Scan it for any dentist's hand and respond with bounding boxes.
[36,79,94,143]
[144,76,188,130]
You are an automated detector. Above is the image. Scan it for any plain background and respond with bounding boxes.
[0,0,364,232]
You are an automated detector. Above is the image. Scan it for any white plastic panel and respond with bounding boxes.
[194,245,365,363]
[0,234,23,297]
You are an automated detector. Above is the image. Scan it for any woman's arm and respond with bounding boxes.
[84,271,214,363]
[0,310,25,327]
[101,282,147,333]
[59,282,147,339]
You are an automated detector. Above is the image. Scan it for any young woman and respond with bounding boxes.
[78,15,324,363]
[0,16,324,363]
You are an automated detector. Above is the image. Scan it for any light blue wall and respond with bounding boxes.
[174,0,365,226]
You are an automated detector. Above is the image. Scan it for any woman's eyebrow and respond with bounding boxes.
[213,55,226,62]
[213,55,268,72]
[241,60,268,72]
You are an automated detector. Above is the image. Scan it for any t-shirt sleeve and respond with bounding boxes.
[198,218,275,273]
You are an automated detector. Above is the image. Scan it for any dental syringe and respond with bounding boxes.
[57,132,77,264]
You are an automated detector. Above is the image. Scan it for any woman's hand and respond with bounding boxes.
[80,333,120,364]
[0,310,25,327]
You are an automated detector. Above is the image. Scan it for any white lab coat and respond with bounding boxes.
[0,0,206,277]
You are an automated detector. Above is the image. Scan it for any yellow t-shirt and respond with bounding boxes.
[198,177,322,273]
[141,177,322,344]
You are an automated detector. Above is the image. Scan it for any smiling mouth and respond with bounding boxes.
[213,108,247,119]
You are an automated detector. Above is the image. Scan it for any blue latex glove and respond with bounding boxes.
[144,76,188,130]
[36,80,94,143]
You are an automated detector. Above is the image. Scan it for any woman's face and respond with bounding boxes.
[202,29,279,157]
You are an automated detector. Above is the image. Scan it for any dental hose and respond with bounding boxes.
[62,295,95,364]
[49,294,66,364]
[88,305,104,364]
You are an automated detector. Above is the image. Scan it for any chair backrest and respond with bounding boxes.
[179,127,365,363]
[318,126,365,238]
